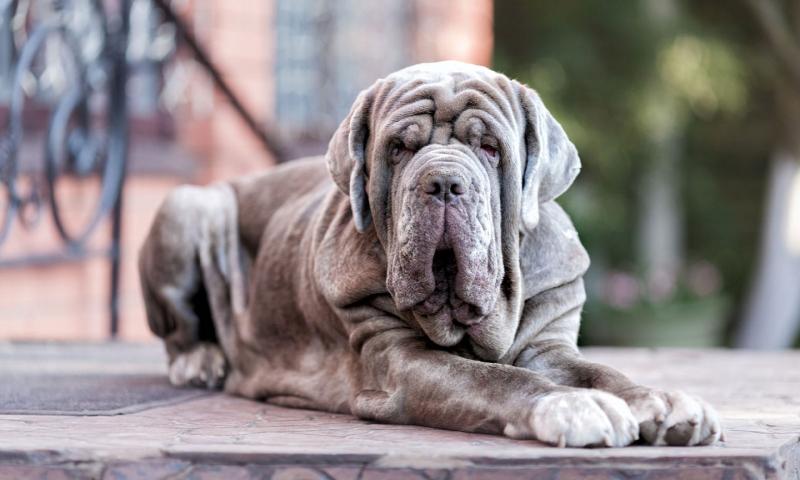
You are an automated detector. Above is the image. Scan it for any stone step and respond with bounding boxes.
[0,343,797,479]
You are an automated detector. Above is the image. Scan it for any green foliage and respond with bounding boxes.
[493,0,774,340]
[495,0,659,265]
[658,35,747,117]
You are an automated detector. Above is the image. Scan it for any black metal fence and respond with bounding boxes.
[0,0,281,337]
[0,0,130,335]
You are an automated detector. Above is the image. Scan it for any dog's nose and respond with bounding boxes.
[422,173,465,201]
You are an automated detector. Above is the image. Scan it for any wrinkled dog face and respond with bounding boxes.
[387,142,504,348]
[326,62,580,359]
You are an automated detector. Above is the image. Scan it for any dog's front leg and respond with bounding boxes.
[514,300,722,446]
[350,321,638,447]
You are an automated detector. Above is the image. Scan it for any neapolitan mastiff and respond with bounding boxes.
[139,62,720,447]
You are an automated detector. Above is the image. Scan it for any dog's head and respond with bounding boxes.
[326,61,580,360]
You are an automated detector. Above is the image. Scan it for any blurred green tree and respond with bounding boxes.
[494,0,775,345]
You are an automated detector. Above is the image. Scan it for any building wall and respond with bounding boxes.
[181,0,493,173]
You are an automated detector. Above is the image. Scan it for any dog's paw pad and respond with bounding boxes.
[168,343,228,390]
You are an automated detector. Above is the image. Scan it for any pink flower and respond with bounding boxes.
[647,269,677,302]
[686,261,722,297]
[603,271,641,309]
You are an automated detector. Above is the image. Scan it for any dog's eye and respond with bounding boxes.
[481,144,499,163]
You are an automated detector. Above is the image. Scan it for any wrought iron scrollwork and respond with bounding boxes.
[0,0,129,334]
[1,0,281,336]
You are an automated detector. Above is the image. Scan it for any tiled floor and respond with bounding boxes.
[1,344,798,478]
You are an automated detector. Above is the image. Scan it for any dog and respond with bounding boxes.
[139,62,721,447]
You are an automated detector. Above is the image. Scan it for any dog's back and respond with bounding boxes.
[231,156,334,256]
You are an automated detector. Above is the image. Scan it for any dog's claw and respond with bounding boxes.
[628,390,721,446]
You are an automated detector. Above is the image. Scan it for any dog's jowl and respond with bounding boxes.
[139,61,720,448]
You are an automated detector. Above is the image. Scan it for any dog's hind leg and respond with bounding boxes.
[139,184,247,389]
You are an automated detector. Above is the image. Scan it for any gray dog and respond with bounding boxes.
[139,62,720,447]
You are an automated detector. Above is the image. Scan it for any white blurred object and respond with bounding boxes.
[128,0,175,64]
[736,153,800,348]
[786,167,800,255]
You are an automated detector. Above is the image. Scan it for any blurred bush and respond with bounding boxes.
[494,0,776,345]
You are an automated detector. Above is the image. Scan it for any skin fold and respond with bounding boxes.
[139,61,721,448]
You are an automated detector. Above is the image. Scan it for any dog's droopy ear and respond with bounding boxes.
[519,86,581,234]
[326,85,377,233]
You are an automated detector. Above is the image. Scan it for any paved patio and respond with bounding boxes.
[0,343,798,479]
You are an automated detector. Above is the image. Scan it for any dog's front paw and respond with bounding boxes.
[168,343,228,390]
[623,388,721,446]
[504,389,639,447]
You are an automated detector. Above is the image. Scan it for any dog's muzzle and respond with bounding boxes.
[387,145,502,345]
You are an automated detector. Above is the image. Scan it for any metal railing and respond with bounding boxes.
[0,0,281,336]
[0,0,130,335]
